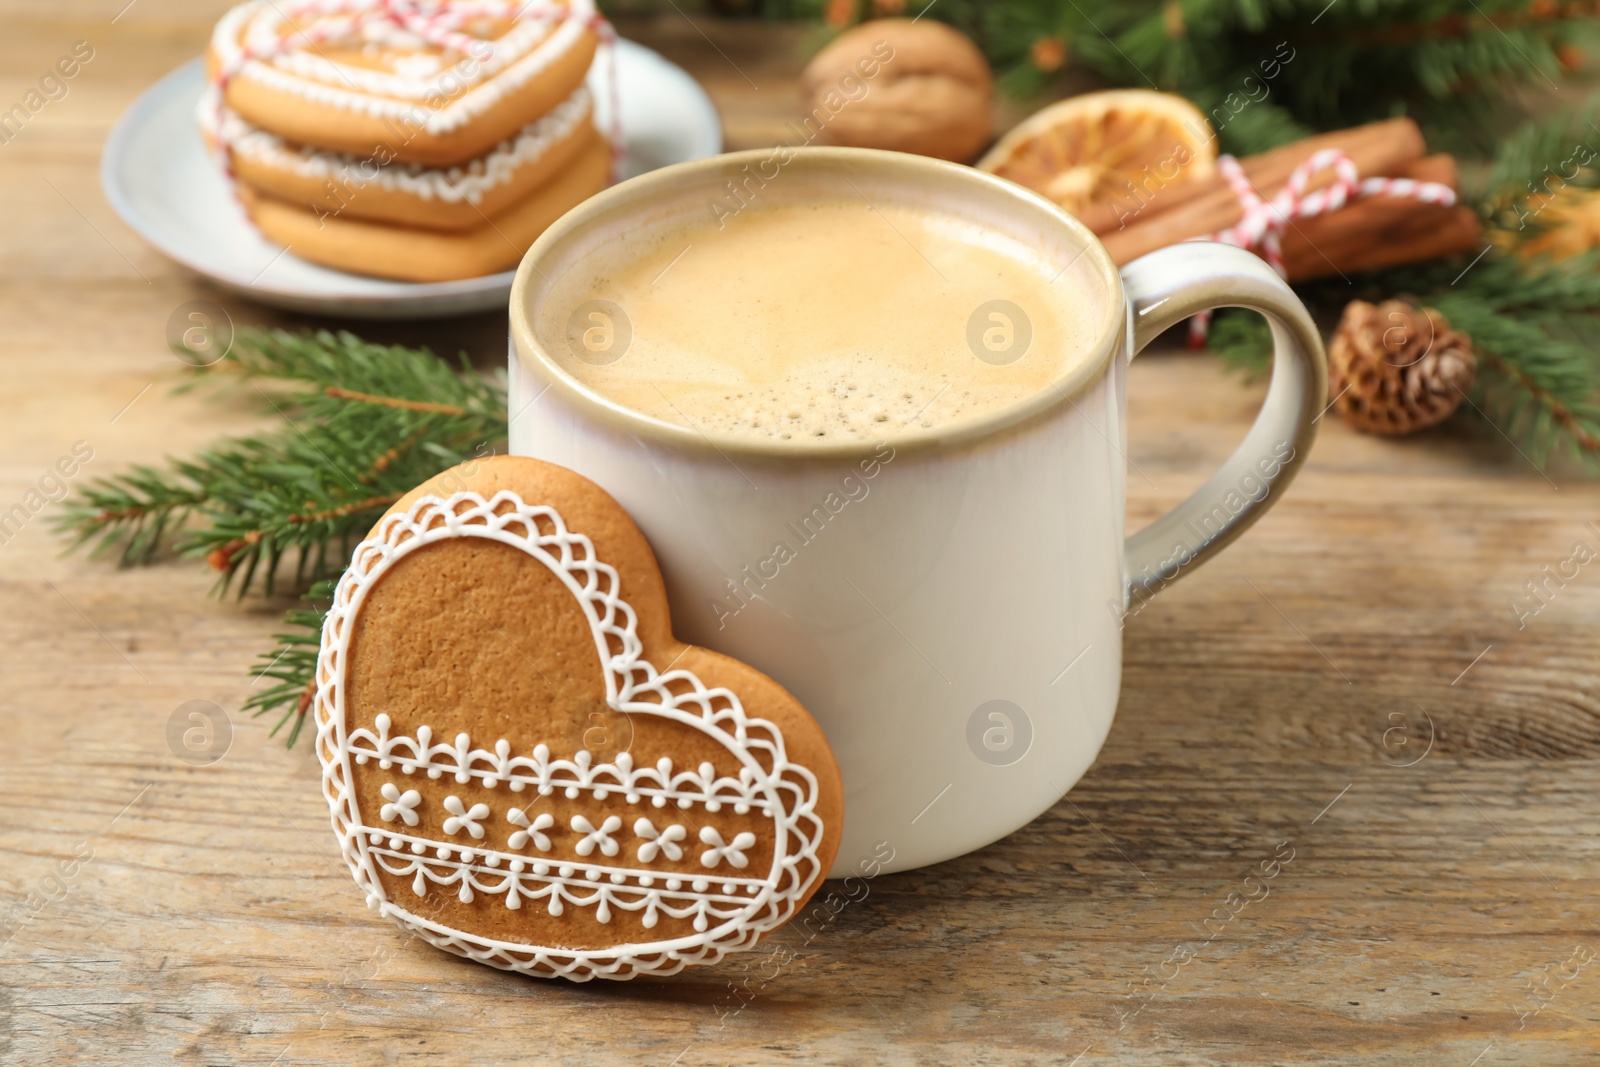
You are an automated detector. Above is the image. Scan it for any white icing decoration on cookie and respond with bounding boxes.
[634,818,685,862]
[378,782,421,826]
[208,86,590,205]
[345,713,783,811]
[389,53,444,80]
[314,490,828,982]
[698,827,756,870]
[441,795,489,838]
[208,0,599,135]
[506,807,554,851]
[571,814,622,858]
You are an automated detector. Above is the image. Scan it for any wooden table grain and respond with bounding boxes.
[3,7,1599,1065]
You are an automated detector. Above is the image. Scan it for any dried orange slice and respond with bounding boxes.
[977,90,1216,222]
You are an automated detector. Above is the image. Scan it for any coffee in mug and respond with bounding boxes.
[537,198,1095,442]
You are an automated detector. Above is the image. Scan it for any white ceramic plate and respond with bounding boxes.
[102,40,722,319]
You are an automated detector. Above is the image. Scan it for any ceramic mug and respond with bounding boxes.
[507,147,1326,877]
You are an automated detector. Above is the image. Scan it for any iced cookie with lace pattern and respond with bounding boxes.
[314,455,844,980]
[204,0,603,167]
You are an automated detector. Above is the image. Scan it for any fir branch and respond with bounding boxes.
[1481,350,1600,454]
[1326,2,1600,47]
[1429,257,1600,468]
[242,580,336,747]
[1207,308,1274,379]
[1475,100,1600,241]
[909,0,1599,152]
[57,460,212,566]
[217,328,505,421]
[55,328,507,598]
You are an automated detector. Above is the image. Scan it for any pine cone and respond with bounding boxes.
[1328,299,1476,436]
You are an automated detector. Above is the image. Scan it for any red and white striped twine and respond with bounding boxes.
[211,0,622,182]
[1187,149,1458,346]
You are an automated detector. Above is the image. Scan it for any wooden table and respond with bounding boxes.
[4,8,1598,1065]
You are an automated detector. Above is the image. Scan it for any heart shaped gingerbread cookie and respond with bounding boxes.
[313,456,843,980]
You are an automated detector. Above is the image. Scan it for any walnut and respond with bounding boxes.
[799,19,993,163]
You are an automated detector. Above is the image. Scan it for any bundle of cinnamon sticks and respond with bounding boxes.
[1083,118,1482,281]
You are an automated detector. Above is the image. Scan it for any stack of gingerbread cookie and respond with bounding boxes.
[201,0,610,282]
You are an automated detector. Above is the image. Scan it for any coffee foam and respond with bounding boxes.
[536,197,1093,444]
[641,356,1048,441]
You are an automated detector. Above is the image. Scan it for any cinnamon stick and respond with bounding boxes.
[1084,117,1427,235]
[1283,205,1483,281]
[1277,154,1483,280]
[1098,118,1430,264]
[1100,150,1481,281]
[1396,152,1459,189]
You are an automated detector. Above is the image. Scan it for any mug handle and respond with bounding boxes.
[1119,242,1327,606]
